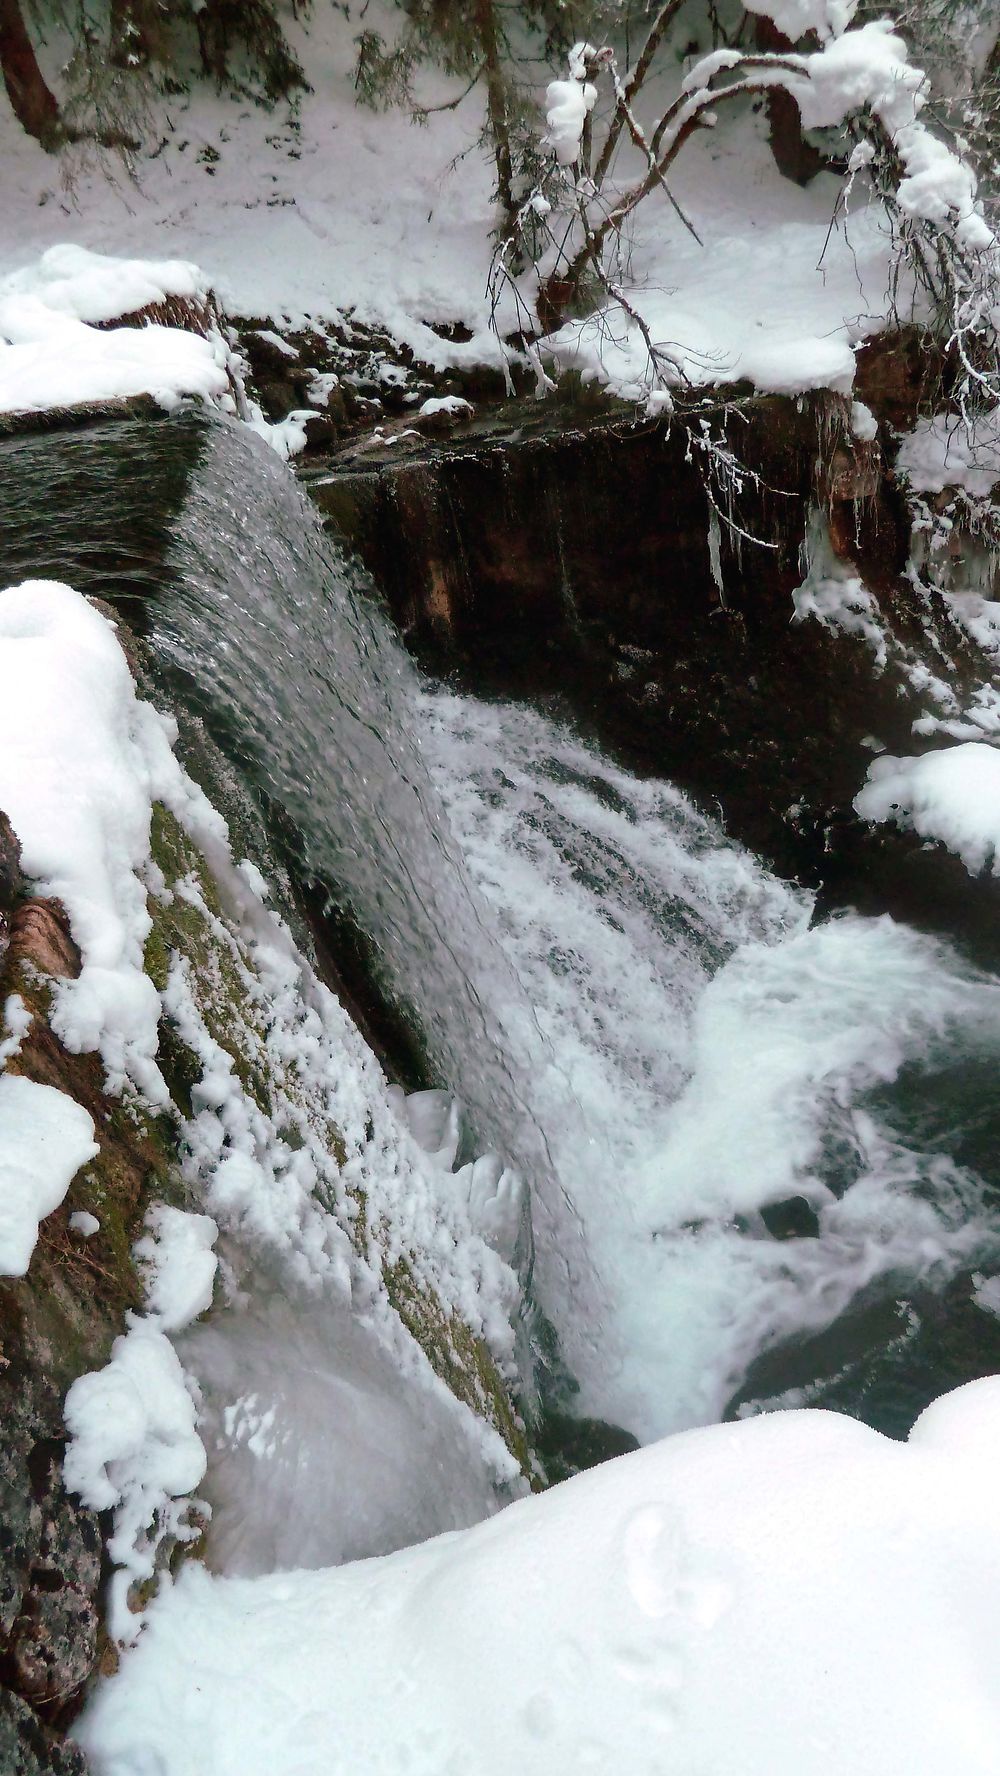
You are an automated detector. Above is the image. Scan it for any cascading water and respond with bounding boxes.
[146,419,1000,1447]
[6,412,1000,1467]
[415,691,1000,1439]
[155,420,544,1221]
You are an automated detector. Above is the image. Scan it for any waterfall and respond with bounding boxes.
[416,691,1000,1440]
[149,420,1000,1442]
[155,422,545,1220]
[7,412,1000,1448]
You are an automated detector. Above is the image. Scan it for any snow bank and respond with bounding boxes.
[897,408,1000,498]
[855,742,1000,875]
[0,243,209,326]
[0,1073,98,1276]
[77,1376,1000,1776]
[0,246,230,417]
[0,580,221,1101]
[64,1320,207,1644]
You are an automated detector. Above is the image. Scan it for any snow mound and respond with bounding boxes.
[0,1073,98,1276]
[855,742,1000,875]
[897,409,1000,498]
[0,243,209,325]
[0,580,223,1101]
[77,1376,1000,1775]
[0,245,231,416]
[64,1320,207,1645]
[133,1205,219,1334]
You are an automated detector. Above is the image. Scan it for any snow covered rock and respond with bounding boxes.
[0,1074,97,1278]
[0,247,233,421]
[855,743,1000,877]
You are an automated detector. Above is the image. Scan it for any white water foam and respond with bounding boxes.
[418,690,1000,1440]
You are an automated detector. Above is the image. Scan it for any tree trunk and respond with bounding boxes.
[0,0,62,149]
[754,16,826,187]
[474,0,516,226]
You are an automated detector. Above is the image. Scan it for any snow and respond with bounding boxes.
[855,742,1000,875]
[743,0,858,39]
[0,580,222,1103]
[0,572,521,1626]
[973,1272,1000,1317]
[70,1210,100,1238]
[0,1073,98,1276]
[133,1205,219,1334]
[0,246,231,416]
[0,2,513,376]
[546,14,993,404]
[851,398,878,441]
[0,992,32,1066]
[791,509,887,663]
[0,243,208,325]
[63,1319,207,1645]
[897,409,1000,498]
[77,1375,1000,1776]
[417,395,474,419]
[544,73,598,167]
[0,1,956,413]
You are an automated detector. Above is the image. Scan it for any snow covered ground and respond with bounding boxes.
[0,1,925,404]
[77,1374,1000,1776]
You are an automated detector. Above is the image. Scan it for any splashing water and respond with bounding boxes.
[140,419,1000,1446]
[417,691,1000,1439]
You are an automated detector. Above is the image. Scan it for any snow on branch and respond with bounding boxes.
[489,2,999,424]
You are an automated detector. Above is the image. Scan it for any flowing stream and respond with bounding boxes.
[5,413,1000,1465]
[155,420,1000,1445]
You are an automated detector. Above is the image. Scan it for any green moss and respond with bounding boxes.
[147,804,272,1114]
[385,1256,532,1481]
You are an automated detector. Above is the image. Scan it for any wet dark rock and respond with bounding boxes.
[309,373,1000,970]
[759,1196,822,1240]
[535,1408,641,1484]
[0,812,24,913]
[0,397,163,440]
[728,1272,1000,1440]
[5,901,82,984]
[3,1438,100,1708]
[300,413,337,451]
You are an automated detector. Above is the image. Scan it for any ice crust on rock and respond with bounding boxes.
[76,1376,1000,1776]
